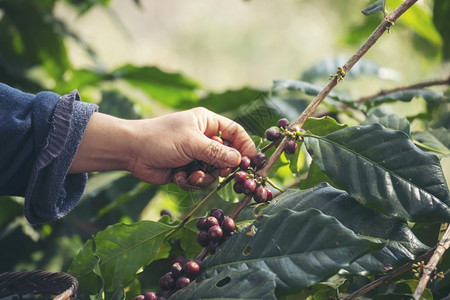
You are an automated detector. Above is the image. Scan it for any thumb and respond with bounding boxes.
[193,135,242,168]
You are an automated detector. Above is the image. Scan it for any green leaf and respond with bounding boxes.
[171,268,277,300]
[265,184,429,275]
[434,0,450,59]
[200,208,383,294]
[112,64,201,108]
[69,221,173,293]
[388,0,442,47]
[299,161,337,190]
[303,116,348,136]
[412,127,450,157]
[365,89,448,105]
[68,239,103,295]
[361,107,410,135]
[362,0,386,16]
[304,124,450,222]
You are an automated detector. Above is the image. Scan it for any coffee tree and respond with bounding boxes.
[0,0,449,299]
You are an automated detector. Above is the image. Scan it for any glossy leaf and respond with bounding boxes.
[200,208,383,294]
[69,221,173,292]
[265,184,429,275]
[412,127,450,157]
[365,89,448,105]
[171,268,277,300]
[303,116,348,136]
[433,0,450,59]
[304,124,450,222]
[272,79,349,103]
[362,107,410,135]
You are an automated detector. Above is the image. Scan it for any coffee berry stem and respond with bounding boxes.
[265,177,284,193]
[230,194,254,220]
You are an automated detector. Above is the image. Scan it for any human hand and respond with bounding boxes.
[128,107,256,188]
[69,107,256,189]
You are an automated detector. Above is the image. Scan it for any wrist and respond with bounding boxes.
[69,112,137,173]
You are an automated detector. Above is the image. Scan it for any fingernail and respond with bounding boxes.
[226,149,240,166]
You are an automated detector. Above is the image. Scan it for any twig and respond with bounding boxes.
[257,0,420,179]
[357,76,450,103]
[413,224,450,299]
[342,248,435,300]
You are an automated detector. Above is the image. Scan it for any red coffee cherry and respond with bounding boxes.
[208,225,223,242]
[266,188,273,202]
[209,208,225,224]
[205,216,219,228]
[265,128,281,141]
[196,217,208,230]
[176,276,191,289]
[253,186,268,203]
[135,296,145,300]
[234,171,247,183]
[252,153,267,168]
[243,179,257,195]
[283,140,298,155]
[240,156,252,170]
[221,217,235,233]
[144,292,158,300]
[277,118,290,129]
[233,181,245,194]
[183,261,200,279]
[197,230,210,247]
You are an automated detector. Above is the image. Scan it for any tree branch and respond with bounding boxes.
[256,0,419,179]
[342,248,435,300]
[413,224,450,299]
[357,76,450,104]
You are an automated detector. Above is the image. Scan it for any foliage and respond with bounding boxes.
[1,0,450,299]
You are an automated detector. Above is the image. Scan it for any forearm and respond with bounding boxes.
[68,112,137,174]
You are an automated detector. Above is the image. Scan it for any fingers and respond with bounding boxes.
[172,170,218,190]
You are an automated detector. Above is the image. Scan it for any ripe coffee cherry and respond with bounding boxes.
[252,153,267,168]
[253,186,268,203]
[221,217,235,233]
[211,135,223,144]
[265,128,281,141]
[196,217,208,230]
[144,292,158,300]
[243,179,257,195]
[197,230,210,247]
[284,140,298,155]
[159,272,175,290]
[208,225,223,242]
[240,156,252,170]
[176,276,191,289]
[209,208,224,224]
[205,216,219,228]
[266,188,273,202]
[188,170,206,185]
[183,261,200,279]
[277,118,290,129]
[160,209,172,219]
[233,182,245,194]
[135,295,145,300]
[171,262,184,278]
[234,171,247,183]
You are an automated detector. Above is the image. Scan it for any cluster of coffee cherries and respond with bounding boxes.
[232,154,273,203]
[135,259,201,300]
[196,208,235,254]
[265,118,304,155]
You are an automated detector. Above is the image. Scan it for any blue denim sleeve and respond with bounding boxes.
[0,83,98,224]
